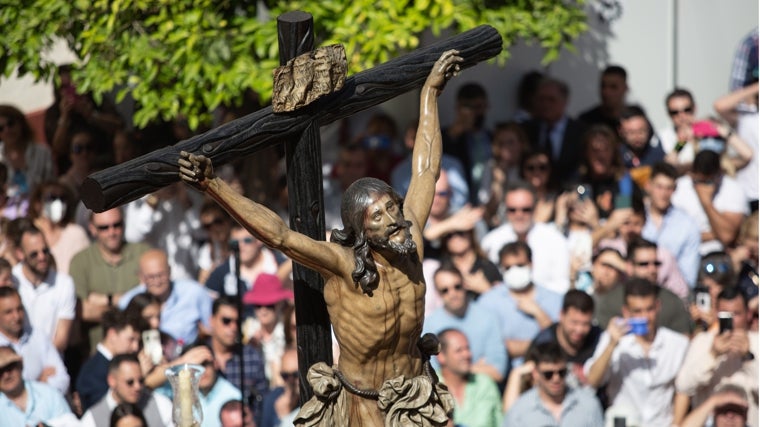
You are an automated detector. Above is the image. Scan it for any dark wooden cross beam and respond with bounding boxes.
[81,19,502,402]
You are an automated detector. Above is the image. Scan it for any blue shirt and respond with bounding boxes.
[503,387,603,427]
[424,301,508,378]
[643,205,701,288]
[200,377,242,427]
[0,380,75,426]
[119,279,213,343]
[478,284,563,368]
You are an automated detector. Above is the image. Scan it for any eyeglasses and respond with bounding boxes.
[95,221,124,231]
[435,190,452,197]
[71,144,93,154]
[202,217,226,230]
[668,106,694,116]
[704,261,730,275]
[0,118,15,133]
[438,283,464,295]
[254,304,276,310]
[0,361,21,375]
[28,248,50,259]
[229,237,255,246]
[525,163,549,173]
[506,207,534,214]
[220,316,238,326]
[125,378,144,387]
[539,368,567,380]
[635,260,662,267]
[280,371,299,381]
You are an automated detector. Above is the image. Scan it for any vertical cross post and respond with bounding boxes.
[277,11,333,403]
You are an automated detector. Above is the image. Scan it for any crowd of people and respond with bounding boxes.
[0,27,757,427]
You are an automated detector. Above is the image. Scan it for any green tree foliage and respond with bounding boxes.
[1,0,588,129]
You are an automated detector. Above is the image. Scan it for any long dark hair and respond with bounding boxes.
[330,177,405,295]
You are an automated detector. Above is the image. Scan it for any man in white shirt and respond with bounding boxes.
[80,354,173,427]
[584,278,689,426]
[481,181,570,293]
[12,222,75,353]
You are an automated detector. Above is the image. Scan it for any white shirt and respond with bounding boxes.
[79,389,174,427]
[736,111,759,201]
[13,263,76,343]
[671,174,749,254]
[481,222,571,294]
[584,327,689,427]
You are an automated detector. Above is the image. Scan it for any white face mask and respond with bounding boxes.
[43,199,66,223]
[503,265,532,290]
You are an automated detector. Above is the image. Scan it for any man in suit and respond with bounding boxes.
[522,78,587,182]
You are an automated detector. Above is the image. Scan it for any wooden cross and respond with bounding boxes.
[81,14,501,401]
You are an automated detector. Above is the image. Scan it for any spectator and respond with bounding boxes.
[481,122,529,226]
[260,348,299,427]
[522,78,586,183]
[109,403,149,427]
[584,278,689,427]
[197,201,234,284]
[691,252,738,333]
[681,384,751,427]
[676,286,758,427]
[672,150,748,253]
[579,65,631,134]
[435,329,502,427]
[59,127,99,201]
[481,181,570,293]
[618,105,665,169]
[12,221,76,353]
[356,112,404,184]
[119,249,213,345]
[28,180,90,275]
[511,70,544,123]
[80,354,173,427]
[643,162,702,288]
[0,345,78,427]
[392,119,470,213]
[75,309,141,412]
[660,88,699,169]
[207,296,269,414]
[241,274,292,387]
[729,28,758,92]
[442,82,492,204]
[590,248,628,325]
[220,399,255,427]
[503,342,603,427]
[206,225,283,299]
[0,287,69,393]
[731,212,759,310]
[0,104,55,209]
[423,265,507,383]
[324,143,370,231]
[479,241,563,369]
[439,225,500,298]
[530,290,602,387]
[71,207,150,355]
[519,149,558,223]
[0,258,14,287]
[124,182,203,281]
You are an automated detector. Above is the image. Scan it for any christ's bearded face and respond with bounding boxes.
[364,193,417,256]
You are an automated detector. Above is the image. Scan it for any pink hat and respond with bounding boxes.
[243,274,293,306]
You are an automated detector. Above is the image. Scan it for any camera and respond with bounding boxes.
[718,311,734,334]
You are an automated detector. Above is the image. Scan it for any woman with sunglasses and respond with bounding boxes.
[0,105,55,214]
[519,148,558,223]
[28,180,89,274]
[482,122,528,228]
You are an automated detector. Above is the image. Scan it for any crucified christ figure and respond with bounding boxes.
[179,50,462,426]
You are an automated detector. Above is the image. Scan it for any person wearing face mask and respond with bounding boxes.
[478,241,563,371]
[29,181,89,275]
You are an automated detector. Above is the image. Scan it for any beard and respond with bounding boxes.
[368,220,417,256]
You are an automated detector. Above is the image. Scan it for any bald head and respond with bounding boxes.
[138,249,171,301]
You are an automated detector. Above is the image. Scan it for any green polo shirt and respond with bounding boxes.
[70,241,151,349]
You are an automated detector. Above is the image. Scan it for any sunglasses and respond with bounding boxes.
[254,304,276,310]
[435,190,452,197]
[525,163,549,172]
[71,144,93,154]
[635,260,662,267]
[229,237,255,246]
[704,261,730,275]
[668,106,694,116]
[506,207,534,214]
[539,368,567,380]
[280,371,299,381]
[28,248,50,259]
[220,316,238,326]
[125,378,144,387]
[44,194,65,202]
[95,221,124,231]
[0,361,21,374]
[0,118,15,133]
[439,283,464,295]
[202,217,226,230]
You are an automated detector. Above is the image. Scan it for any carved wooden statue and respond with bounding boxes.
[179,50,463,426]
